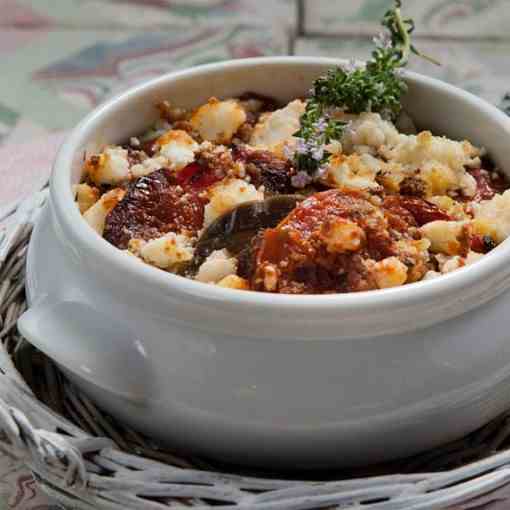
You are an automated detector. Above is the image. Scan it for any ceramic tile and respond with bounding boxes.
[295,37,510,106]
[0,103,19,143]
[6,0,297,30]
[0,25,287,131]
[303,0,510,38]
[0,0,52,27]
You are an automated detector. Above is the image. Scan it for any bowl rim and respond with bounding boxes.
[51,56,510,312]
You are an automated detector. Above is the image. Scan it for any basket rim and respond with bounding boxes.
[3,193,510,509]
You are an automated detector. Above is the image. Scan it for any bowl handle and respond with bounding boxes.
[17,300,153,401]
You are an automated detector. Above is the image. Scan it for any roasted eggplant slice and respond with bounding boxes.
[187,194,304,274]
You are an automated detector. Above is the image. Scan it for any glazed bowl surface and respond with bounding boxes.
[20,57,510,468]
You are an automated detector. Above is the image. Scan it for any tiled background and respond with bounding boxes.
[2,0,510,508]
[2,0,510,147]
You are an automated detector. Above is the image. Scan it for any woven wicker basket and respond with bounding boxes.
[3,192,510,509]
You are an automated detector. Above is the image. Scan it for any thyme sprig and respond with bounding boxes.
[293,103,345,177]
[293,0,438,178]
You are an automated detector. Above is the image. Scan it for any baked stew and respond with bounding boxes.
[76,93,509,294]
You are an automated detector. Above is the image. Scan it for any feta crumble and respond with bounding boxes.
[85,146,131,185]
[195,249,237,283]
[204,178,264,226]
[139,232,194,270]
[155,129,199,171]
[190,98,246,144]
[249,100,305,150]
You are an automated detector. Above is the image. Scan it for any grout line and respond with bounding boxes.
[296,0,305,37]
[0,21,278,32]
[104,0,170,11]
[286,0,301,56]
[3,22,510,44]
[0,23,176,31]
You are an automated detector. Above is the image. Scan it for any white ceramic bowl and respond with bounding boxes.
[19,57,510,469]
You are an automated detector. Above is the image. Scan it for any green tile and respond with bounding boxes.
[0,26,288,131]
[0,103,18,127]
[304,0,510,38]
[0,103,19,144]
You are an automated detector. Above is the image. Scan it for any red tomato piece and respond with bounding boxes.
[176,162,222,191]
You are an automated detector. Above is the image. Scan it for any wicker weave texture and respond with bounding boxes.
[2,193,510,509]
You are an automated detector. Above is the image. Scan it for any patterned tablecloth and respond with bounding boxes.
[2,0,510,507]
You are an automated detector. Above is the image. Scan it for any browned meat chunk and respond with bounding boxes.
[104,168,206,249]
[232,146,295,194]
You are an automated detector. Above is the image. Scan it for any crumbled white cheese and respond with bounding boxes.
[74,183,100,213]
[155,129,199,171]
[472,189,510,243]
[83,188,125,235]
[437,254,463,273]
[249,99,305,150]
[195,249,237,283]
[327,120,481,198]
[381,131,480,197]
[342,113,400,155]
[216,274,249,289]
[436,250,484,274]
[370,257,408,289]
[190,98,246,144]
[204,178,263,226]
[139,232,193,269]
[423,270,441,280]
[420,220,467,255]
[86,146,131,185]
[261,264,279,292]
[382,131,480,172]
[320,218,365,253]
[323,153,382,191]
[130,155,168,178]
[459,170,478,197]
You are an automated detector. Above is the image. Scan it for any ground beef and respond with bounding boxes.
[399,176,426,197]
[232,145,295,194]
